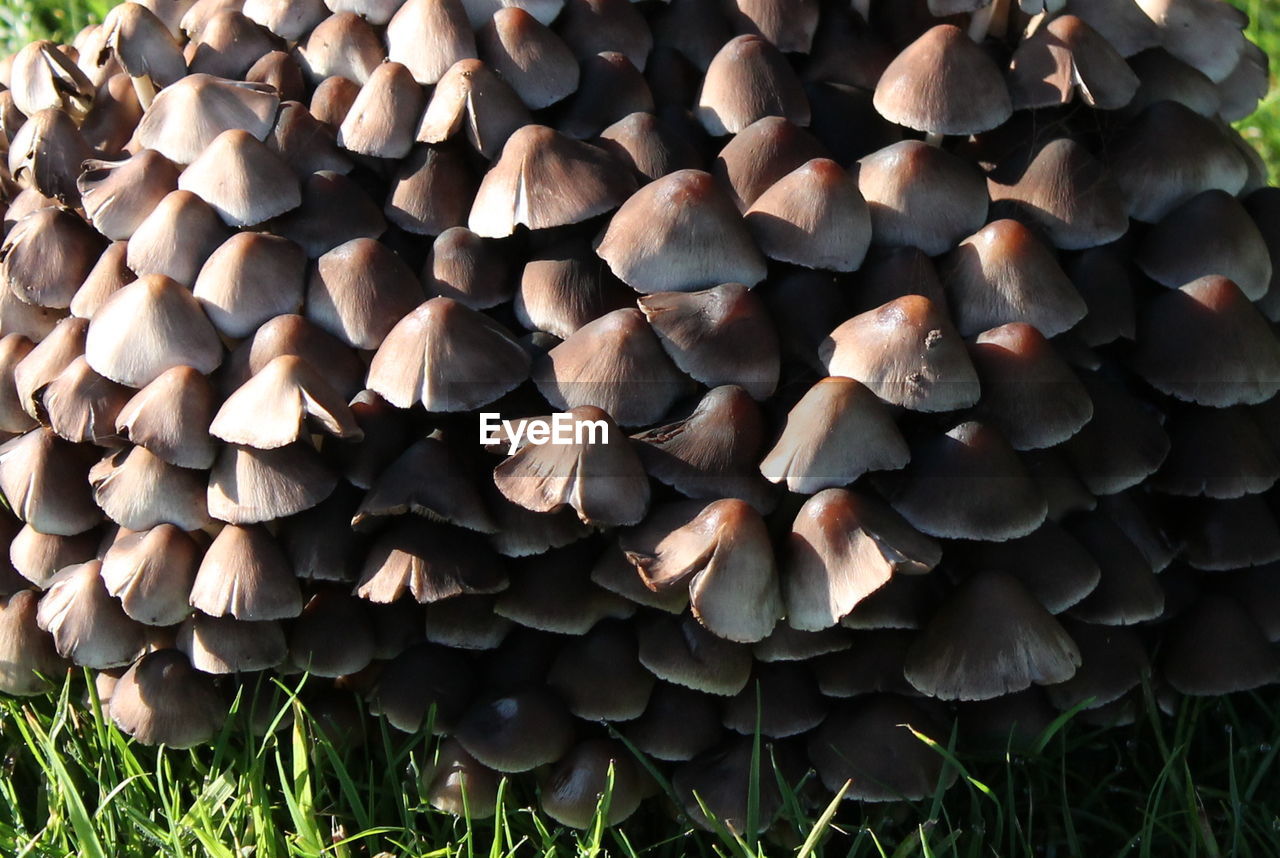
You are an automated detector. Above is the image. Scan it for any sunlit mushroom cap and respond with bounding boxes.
[305,238,425,349]
[1007,15,1139,111]
[101,524,199,626]
[207,442,337,524]
[133,74,279,165]
[176,612,287,673]
[100,2,187,88]
[178,129,301,227]
[0,589,66,695]
[695,34,809,136]
[126,190,230,286]
[8,525,99,589]
[108,650,225,747]
[78,150,181,241]
[0,428,102,536]
[416,59,529,159]
[712,115,827,211]
[353,518,505,604]
[8,40,95,119]
[296,12,383,85]
[478,7,579,109]
[36,560,147,668]
[354,435,496,533]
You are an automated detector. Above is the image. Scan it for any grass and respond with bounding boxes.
[1,0,1280,855]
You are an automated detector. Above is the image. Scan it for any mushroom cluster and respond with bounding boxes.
[1,0,1279,831]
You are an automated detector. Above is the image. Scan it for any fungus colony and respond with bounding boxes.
[0,0,1278,832]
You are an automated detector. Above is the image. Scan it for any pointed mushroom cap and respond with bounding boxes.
[85,274,222,388]
[695,34,809,136]
[176,612,287,673]
[8,525,99,589]
[100,524,199,626]
[296,12,383,84]
[126,190,230,286]
[0,589,65,695]
[1161,594,1279,695]
[905,570,1080,701]
[13,316,89,422]
[493,544,631,633]
[108,650,225,747]
[421,739,500,818]
[354,518,505,604]
[207,442,337,524]
[35,356,132,444]
[1007,14,1139,111]
[1131,275,1280,407]
[1,207,108,310]
[386,0,475,85]
[89,445,210,531]
[760,376,909,493]
[455,690,574,773]
[8,40,95,119]
[786,488,941,632]
[267,100,353,177]
[71,241,136,321]
[8,108,92,204]
[178,129,301,227]
[638,283,778,399]
[884,421,1048,541]
[595,111,704,183]
[193,232,306,339]
[211,355,361,449]
[305,238,424,349]
[416,59,530,159]
[478,7,577,109]
[856,140,989,257]
[189,523,300,621]
[0,429,101,535]
[354,435,496,533]
[539,740,643,829]
[964,520,1101,614]
[513,235,632,339]
[337,62,426,159]
[133,73,279,165]
[636,610,753,695]
[743,158,870,271]
[1153,406,1280,498]
[78,150,181,242]
[547,621,654,721]
[819,294,980,412]
[468,125,634,238]
[221,313,365,400]
[36,560,147,668]
[873,24,1012,136]
[532,308,688,426]
[115,366,217,469]
[0,335,38,434]
[384,143,479,238]
[595,169,767,293]
[366,297,530,411]
[1137,0,1246,83]
[712,116,827,212]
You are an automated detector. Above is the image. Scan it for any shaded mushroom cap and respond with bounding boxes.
[1062,0,1159,56]
[384,143,478,237]
[873,24,1012,136]
[595,111,704,184]
[185,11,277,81]
[547,620,654,721]
[1245,187,1280,322]
[1152,406,1279,498]
[1131,275,1280,407]
[638,282,779,400]
[115,366,216,469]
[305,238,424,349]
[1178,494,1280,572]
[743,157,870,272]
[956,686,1060,753]
[1064,511,1165,625]
[754,624,851,663]
[650,0,733,71]
[309,74,360,127]
[421,739,500,819]
[556,51,655,142]
[212,355,361,450]
[811,629,917,698]
[386,0,476,86]
[80,73,146,157]
[175,612,287,673]
[620,680,721,762]
[539,739,643,829]
[595,170,767,293]
[882,421,1047,542]
[1135,189,1272,300]
[71,240,135,321]
[1126,47,1221,117]
[484,482,591,558]
[636,610,753,695]
[532,308,688,426]
[819,295,980,413]
[0,279,64,345]
[133,73,278,165]
[178,129,300,227]
[100,524,199,626]
[454,690,574,773]
[1106,100,1246,222]
[266,101,353,178]
[1161,593,1279,695]
[712,116,827,211]
[494,405,649,527]
[8,108,92,204]
[354,435,496,533]
[1,207,106,310]
[966,323,1093,450]
[125,190,230,286]
[0,428,102,535]
[940,219,1086,338]
[36,560,147,668]
[193,232,306,339]
[295,12,382,85]
[8,525,99,588]
[221,313,365,400]
[722,661,827,738]
[246,50,305,102]
[1007,14,1139,111]
[1044,618,1149,711]
[625,498,781,643]
[13,316,89,422]
[89,445,210,531]
[336,62,426,159]
[785,488,941,632]
[986,138,1129,251]
[695,34,809,136]
[1059,372,1168,495]
[277,483,366,583]
[514,235,634,339]
[1136,0,1246,83]
[85,274,222,388]
[353,518,505,604]
[8,40,95,119]
[632,386,773,510]
[904,570,1080,701]
[494,544,632,633]
[760,376,909,494]
[673,738,785,833]
[287,590,374,677]
[109,650,225,747]
[558,0,652,69]
[478,7,578,109]
[207,442,337,524]
[468,125,634,238]
[423,227,512,310]
[856,140,989,257]
[963,520,1101,614]
[1218,39,1269,122]
[0,335,38,434]
[35,356,132,444]
[78,150,181,241]
[424,594,513,649]
[0,589,65,695]
[1220,564,1280,643]
[366,297,530,412]
[368,642,475,732]
[416,59,530,159]
[722,0,817,53]
[1097,491,1175,574]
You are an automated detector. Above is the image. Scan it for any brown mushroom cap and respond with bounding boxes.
[108,650,226,747]
[0,589,66,695]
[1161,593,1279,696]
[695,34,809,136]
[454,689,575,773]
[1007,15,1139,111]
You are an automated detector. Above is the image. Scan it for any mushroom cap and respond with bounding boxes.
[454,690,575,773]
[108,650,226,747]
[695,34,809,136]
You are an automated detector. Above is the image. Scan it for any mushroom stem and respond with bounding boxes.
[925,132,945,147]
[967,0,1007,43]
[130,73,156,109]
